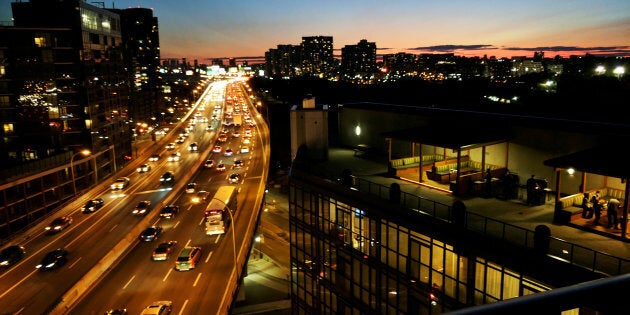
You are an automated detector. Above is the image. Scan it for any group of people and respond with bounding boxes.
[581,191,623,229]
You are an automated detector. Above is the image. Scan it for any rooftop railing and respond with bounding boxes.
[351,176,630,276]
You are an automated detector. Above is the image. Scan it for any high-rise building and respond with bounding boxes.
[265,44,302,78]
[1,0,131,170]
[108,7,162,124]
[340,39,377,82]
[300,36,335,77]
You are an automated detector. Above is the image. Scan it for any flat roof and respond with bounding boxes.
[544,145,630,179]
[381,123,511,150]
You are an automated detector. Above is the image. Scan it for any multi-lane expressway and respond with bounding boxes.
[0,77,270,315]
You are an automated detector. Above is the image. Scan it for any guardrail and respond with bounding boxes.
[351,176,630,276]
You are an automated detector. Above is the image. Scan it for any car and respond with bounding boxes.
[179,131,189,137]
[192,190,210,204]
[215,163,226,172]
[224,148,234,156]
[175,246,201,271]
[232,131,241,138]
[212,145,222,153]
[203,159,215,168]
[217,135,228,142]
[167,152,181,162]
[233,159,244,168]
[152,241,177,261]
[242,138,251,145]
[140,301,172,315]
[149,154,160,162]
[240,146,250,154]
[138,225,163,241]
[137,163,152,173]
[188,142,199,152]
[0,245,26,267]
[175,136,185,144]
[165,142,175,150]
[45,215,73,233]
[104,308,128,315]
[228,173,240,184]
[82,198,104,213]
[132,200,152,215]
[160,171,175,185]
[111,177,130,190]
[185,182,198,193]
[36,248,68,271]
[159,205,179,219]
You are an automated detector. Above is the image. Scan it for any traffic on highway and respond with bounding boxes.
[0,77,270,315]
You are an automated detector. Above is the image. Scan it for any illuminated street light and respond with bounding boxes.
[71,149,91,196]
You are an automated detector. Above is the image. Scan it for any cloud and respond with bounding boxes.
[504,45,629,53]
[408,44,495,52]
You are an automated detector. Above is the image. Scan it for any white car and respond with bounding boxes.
[111,177,130,190]
[140,301,172,315]
[167,152,181,162]
[137,163,151,173]
[240,146,250,154]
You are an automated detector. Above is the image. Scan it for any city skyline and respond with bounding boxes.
[1,0,630,62]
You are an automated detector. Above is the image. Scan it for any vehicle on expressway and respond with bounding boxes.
[152,241,177,261]
[217,135,228,142]
[140,300,172,315]
[159,205,179,219]
[110,177,130,190]
[228,173,240,184]
[233,159,244,168]
[45,215,73,233]
[203,186,237,235]
[36,248,68,271]
[215,162,226,172]
[175,136,185,144]
[223,148,233,156]
[167,152,181,162]
[165,142,175,150]
[192,190,210,204]
[212,145,222,153]
[240,146,250,154]
[242,138,251,145]
[203,159,215,168]
[139,226,163,242]
[81,198,104,213]
[104,308,128,315]
[175,246,201,271]
[205,219,225,235]
[149,154,160,162]
[160,171,175,185]
[0,245,26,267]
[132,200,152,216]
[137,163,152,173]
[185,182,198,193]
[188,142,199,152]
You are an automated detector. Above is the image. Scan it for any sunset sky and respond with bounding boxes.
[1,0,629,62]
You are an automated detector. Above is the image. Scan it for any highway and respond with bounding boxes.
[0,77,270,315]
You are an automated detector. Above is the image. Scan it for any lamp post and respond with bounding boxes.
[211,197,238,281]
[70,149,91,196]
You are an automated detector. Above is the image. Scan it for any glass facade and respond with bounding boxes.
[289,176,556,314]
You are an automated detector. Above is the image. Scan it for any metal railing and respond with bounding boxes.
[351,176,630,276]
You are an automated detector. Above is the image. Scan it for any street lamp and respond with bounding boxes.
[70,149,91,196]
[211,197,238,281]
